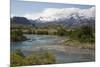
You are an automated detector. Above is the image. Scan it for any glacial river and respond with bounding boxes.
[11,34,95,64]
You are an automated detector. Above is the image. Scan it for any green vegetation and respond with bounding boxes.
[11,29,27,42]
[11,25,95,49]
[11,25,95,43]
[11,49,55,67]
[57,26,68,36]
[68,26,95,43]
[10,25,95,67]
[11,25,68,36]
[64,26,95,49]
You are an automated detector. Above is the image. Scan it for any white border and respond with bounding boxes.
[0,0,10,67]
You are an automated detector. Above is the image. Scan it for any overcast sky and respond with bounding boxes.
[11,0,95,20]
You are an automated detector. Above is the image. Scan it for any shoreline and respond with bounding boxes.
[60,39,95,50]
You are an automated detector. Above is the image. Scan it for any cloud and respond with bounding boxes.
[24,7,95,21]
[79,7,95,18]
[23,13,41,19]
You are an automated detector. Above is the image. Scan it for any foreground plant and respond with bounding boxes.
[11,50,55,67]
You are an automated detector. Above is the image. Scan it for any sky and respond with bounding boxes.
[21,0,95,5]
[11,0,95,20]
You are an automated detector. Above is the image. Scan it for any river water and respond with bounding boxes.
[11,34,95,64]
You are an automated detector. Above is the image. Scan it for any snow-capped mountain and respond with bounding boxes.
[29,7,95,28]
[11,7,95,28]
[31,14,95,28]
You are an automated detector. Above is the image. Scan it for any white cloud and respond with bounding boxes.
[23,7,95,22]
[23,13,41,19]
[79,7,95,18]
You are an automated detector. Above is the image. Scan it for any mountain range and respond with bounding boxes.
[11,15,95,28]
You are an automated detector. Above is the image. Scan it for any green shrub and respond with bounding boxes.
[69,26,95,43]
[11,50,55,66]
[11,53,24,66]
[11,29,27,41]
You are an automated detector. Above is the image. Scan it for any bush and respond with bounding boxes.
[25,52,55,65]
[11,50,55,66]
[11,29,27,41]
[11,52,24,66]
[69,26,95,43]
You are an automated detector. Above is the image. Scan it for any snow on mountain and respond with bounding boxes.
[28,7,95,27]
[32,7,95,23]
[11,7,95,28]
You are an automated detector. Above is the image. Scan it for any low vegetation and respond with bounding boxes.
[11,25,95,45]
[11,29,27,42]
[11,49,56,67]
[68,26,95,43]
[10,25,95,67]
[64,26,95,49]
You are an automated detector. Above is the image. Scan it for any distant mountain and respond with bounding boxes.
[31,15,95,28]
[11,17,35,27]
[30,7,95,28]
[11,7,95,28]
[11,15,95,28]
[11,17,31,25]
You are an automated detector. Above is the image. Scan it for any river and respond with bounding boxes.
[11,34,95,64]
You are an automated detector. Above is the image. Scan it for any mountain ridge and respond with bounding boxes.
[11,15,95,28]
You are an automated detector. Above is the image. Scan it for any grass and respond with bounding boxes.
[10,50,55,67]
